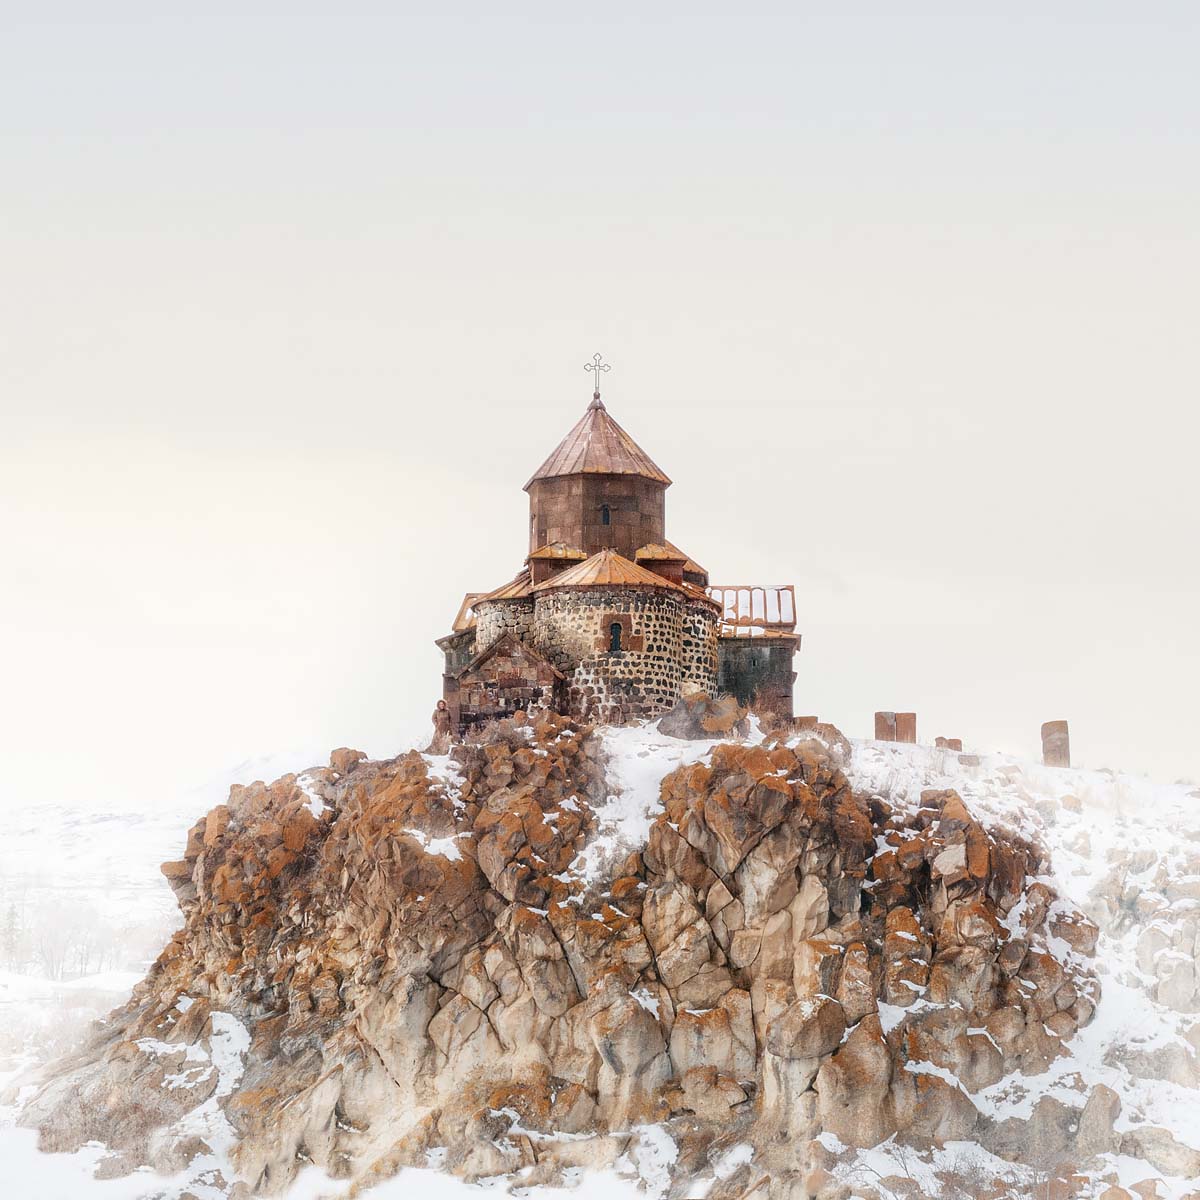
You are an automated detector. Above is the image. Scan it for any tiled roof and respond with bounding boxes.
[664,539,707,579]
[532,548,682,592]
[525,397,671,489]
[707,585,798,637]
[634,543,687,562]
[478,570,534,602]
[680,580,722,610]
[528,541,588,561]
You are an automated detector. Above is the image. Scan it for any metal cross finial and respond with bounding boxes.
[584,352,611,397]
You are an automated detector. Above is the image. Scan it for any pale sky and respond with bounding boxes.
[2,4,1198,809]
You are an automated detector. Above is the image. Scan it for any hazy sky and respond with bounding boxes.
[2,4,1198,809]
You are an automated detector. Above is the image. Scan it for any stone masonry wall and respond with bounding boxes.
[532,587,683,721]
[527,474,666,560]
[474,598,535,656]
[455,639,562,734]
[681,600,719,693]
[717,636,797,724]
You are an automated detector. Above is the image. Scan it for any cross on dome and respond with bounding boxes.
[584,352,610,403]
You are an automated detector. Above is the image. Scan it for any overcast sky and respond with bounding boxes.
[2,3,1198,809]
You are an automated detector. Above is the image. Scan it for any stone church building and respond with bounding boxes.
[437,380,799,733]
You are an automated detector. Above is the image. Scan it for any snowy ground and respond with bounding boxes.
[842,739,1200,1198]
[2,726,1198,1198]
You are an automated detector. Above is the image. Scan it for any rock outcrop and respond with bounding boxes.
[16,713,1103,1198]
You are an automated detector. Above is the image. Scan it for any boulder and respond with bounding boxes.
[766,996,846,1060]
[658,693,749,740]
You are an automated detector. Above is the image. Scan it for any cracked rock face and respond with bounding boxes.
[17,712,1100,1197]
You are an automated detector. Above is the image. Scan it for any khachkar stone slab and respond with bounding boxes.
[874,711,917,744]
[1042,720,1071,768]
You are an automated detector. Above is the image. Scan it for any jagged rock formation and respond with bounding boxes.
[16,707,1108,1198]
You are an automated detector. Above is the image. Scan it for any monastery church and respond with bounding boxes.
[437,361,799,734]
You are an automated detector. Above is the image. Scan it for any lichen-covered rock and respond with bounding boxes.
[657,692,749,740]
[17,717,1101,1197]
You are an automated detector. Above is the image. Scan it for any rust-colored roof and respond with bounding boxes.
[528,541,588,561]
[707,585,797,637]
[681,580,722,610]
[634,543,687,562]
[478,570,534,602]
[664,539,707,579]
[525,397,671,489]
[532,548,682,592]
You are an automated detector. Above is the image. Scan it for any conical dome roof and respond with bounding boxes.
[524,396,671,490]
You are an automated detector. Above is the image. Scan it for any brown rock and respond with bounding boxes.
[16,707,1106,1199]
[766,995,846,1060]
[836,943,879,1025]
[658,693,749,740]
[203,805,230,847]
[329,747,367,775]
[816,1014,894,1147]
[281,806,318,852]
[1050,909,1100,957]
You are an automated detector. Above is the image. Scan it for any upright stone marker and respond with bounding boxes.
[1042,720,1071,768]
[895,712,917,744]
[875,711,898,741]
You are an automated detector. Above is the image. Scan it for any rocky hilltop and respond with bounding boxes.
[13,700,1199,1199]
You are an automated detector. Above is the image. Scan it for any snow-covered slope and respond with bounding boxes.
[842,739,1200,1197]
[2,727,1198,1199]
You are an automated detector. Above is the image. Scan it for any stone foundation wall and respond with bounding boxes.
[681,600,719,693]
[474,598,535,655]
[533,587,684,720]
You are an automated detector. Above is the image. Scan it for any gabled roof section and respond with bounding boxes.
[478,569,534,602]
[525,397,671,490]
[532,548,682,592]
[664,540,707,580]
[634,543,687,563]
[455,631,565,681]
[450,592,485,632]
